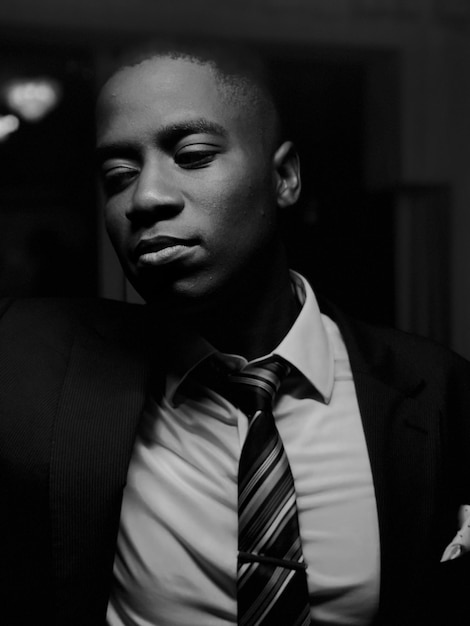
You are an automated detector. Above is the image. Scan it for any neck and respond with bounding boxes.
[177,264,300,361]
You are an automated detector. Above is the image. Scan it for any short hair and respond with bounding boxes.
[100,37,282,149]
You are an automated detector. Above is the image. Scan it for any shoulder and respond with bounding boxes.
[0,297,150,354]
[321,298,470,390]
[0,296,144,323]
[0,295,139,325]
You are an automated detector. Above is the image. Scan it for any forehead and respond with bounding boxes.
[96,56,245,140]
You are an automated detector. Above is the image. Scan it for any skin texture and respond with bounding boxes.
[96,55,301,358]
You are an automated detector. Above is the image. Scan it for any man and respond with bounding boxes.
[1,40,470,626]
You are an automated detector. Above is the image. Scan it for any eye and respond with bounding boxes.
[174,145,218,169]
[101,164,138,196]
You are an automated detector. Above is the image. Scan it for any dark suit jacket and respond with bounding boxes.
[1,297,470,626]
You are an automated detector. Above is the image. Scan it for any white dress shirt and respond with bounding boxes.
[107,272,380,625]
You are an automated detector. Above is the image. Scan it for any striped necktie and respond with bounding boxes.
[227,357,311,626]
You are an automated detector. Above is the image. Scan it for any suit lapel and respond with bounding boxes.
[49,306,156,621]
[351,370,437,622]
[327,304,442,623]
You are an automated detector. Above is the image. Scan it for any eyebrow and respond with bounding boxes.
[159,118,228,142]
[95,117,227,166]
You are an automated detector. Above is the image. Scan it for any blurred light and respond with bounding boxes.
[4,78,62,122]
[0,114,20,141]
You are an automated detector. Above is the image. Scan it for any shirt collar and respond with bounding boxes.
[165,271,334,404]
[165,333,218,403]
[274,271,334,402]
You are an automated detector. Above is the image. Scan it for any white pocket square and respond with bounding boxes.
[441,505,470,562]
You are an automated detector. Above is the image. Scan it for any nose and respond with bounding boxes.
[126,161,184,225]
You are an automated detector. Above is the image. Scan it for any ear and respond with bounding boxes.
[273,140,301,209]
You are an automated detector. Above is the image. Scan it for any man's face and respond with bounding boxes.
[96,56,285,310]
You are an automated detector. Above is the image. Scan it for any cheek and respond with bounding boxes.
[104,207,118,239]
[235,164,276,217]
[203,170,274,226]
[104,203,128,249]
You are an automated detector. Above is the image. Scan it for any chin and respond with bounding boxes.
[136,277,212,311]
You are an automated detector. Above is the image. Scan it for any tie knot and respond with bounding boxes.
[227,356,291,418]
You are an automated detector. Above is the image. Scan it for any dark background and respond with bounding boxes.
[0,1,465,353]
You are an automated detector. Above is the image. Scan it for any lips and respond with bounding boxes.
[134,235,195,258]
[132,235,198,267]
